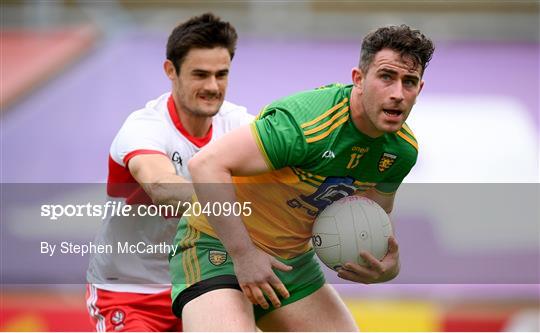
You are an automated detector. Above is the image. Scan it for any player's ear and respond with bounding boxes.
[412,80,425,106]
[418,80,425,94]
[352,67,364,91]
[164,60,177,80]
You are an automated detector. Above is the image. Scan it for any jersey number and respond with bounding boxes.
[346,153,365,169]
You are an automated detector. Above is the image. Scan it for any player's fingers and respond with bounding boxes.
[271,258,292,272]
[260,282,282,308]
[358,252,384,274]
[358,251,379,267]
[251,286,270,309]
[337,268,359,282]
[337,268,375,284]
[269,275,290,299]
[343,263,379,280]
[240,284,257,305]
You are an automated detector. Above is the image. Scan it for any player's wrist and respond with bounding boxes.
[227,240,257,258]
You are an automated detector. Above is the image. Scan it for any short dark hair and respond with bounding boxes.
[166,13,238,73]
[359,25,434,76]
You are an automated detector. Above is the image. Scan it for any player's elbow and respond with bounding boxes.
[146,182,171,205]
[188,148,219,177]
[147,181,191,206]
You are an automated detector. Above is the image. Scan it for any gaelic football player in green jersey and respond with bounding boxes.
[170,25,435,331]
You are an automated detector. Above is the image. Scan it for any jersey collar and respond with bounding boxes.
[167,94,213,148]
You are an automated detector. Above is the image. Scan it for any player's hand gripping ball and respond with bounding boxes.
[312,196,392,271]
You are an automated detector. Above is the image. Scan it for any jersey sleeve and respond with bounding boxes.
[251,107,309,170]
[110,112,169,167]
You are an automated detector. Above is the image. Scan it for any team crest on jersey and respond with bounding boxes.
[208,250,227,266]
[110,309,125,327]
[378,153,397,172]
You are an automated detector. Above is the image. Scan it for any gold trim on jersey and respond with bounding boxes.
[294,167,326,182]
[306,115,349,143]
[396,130,418,150]
[255,104,271,120]
[401,123,416,139]
[250,122,275,170]
[180,224,201,287]
[300,97,348,129]
[291,167,322,188]
[304,106,350,135]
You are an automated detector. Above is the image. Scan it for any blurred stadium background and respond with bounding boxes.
[1,0,539,331]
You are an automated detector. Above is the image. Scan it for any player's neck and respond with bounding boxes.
[169,94,212,138]
[176,111,212,138]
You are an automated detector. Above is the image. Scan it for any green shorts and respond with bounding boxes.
[169,217,326,320]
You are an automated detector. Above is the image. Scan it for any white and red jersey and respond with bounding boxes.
[86,92,253,294]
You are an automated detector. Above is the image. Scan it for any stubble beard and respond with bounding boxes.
[365,102,405,134]
[177,95,222,118]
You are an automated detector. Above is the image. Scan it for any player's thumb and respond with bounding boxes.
[388,236,399,254]
[271,258,293,272]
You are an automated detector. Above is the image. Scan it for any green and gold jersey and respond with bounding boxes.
[188,84,418,259]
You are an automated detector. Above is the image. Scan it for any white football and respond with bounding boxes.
[311,196,392,271]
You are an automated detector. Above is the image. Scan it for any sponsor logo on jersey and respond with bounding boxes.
[378,153,397,172]
[209,250,227,266]
[351,146,369,154]
[172,151,183,166]
[110,309,125,326]
[322,150,335,159]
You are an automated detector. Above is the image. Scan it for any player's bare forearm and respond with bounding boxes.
[128,154,194,208]
[145,175,194,207]
[188,126,292,308]
[187,125,269,256]
[188,155,255,256]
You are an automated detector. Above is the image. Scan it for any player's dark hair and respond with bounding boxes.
[166,13,238,73]
[359,24,434,76]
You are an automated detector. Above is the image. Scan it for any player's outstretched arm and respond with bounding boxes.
[128,154,193,210]
[188,125,292,309]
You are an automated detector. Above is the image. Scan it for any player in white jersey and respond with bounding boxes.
[85,13,252,332]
